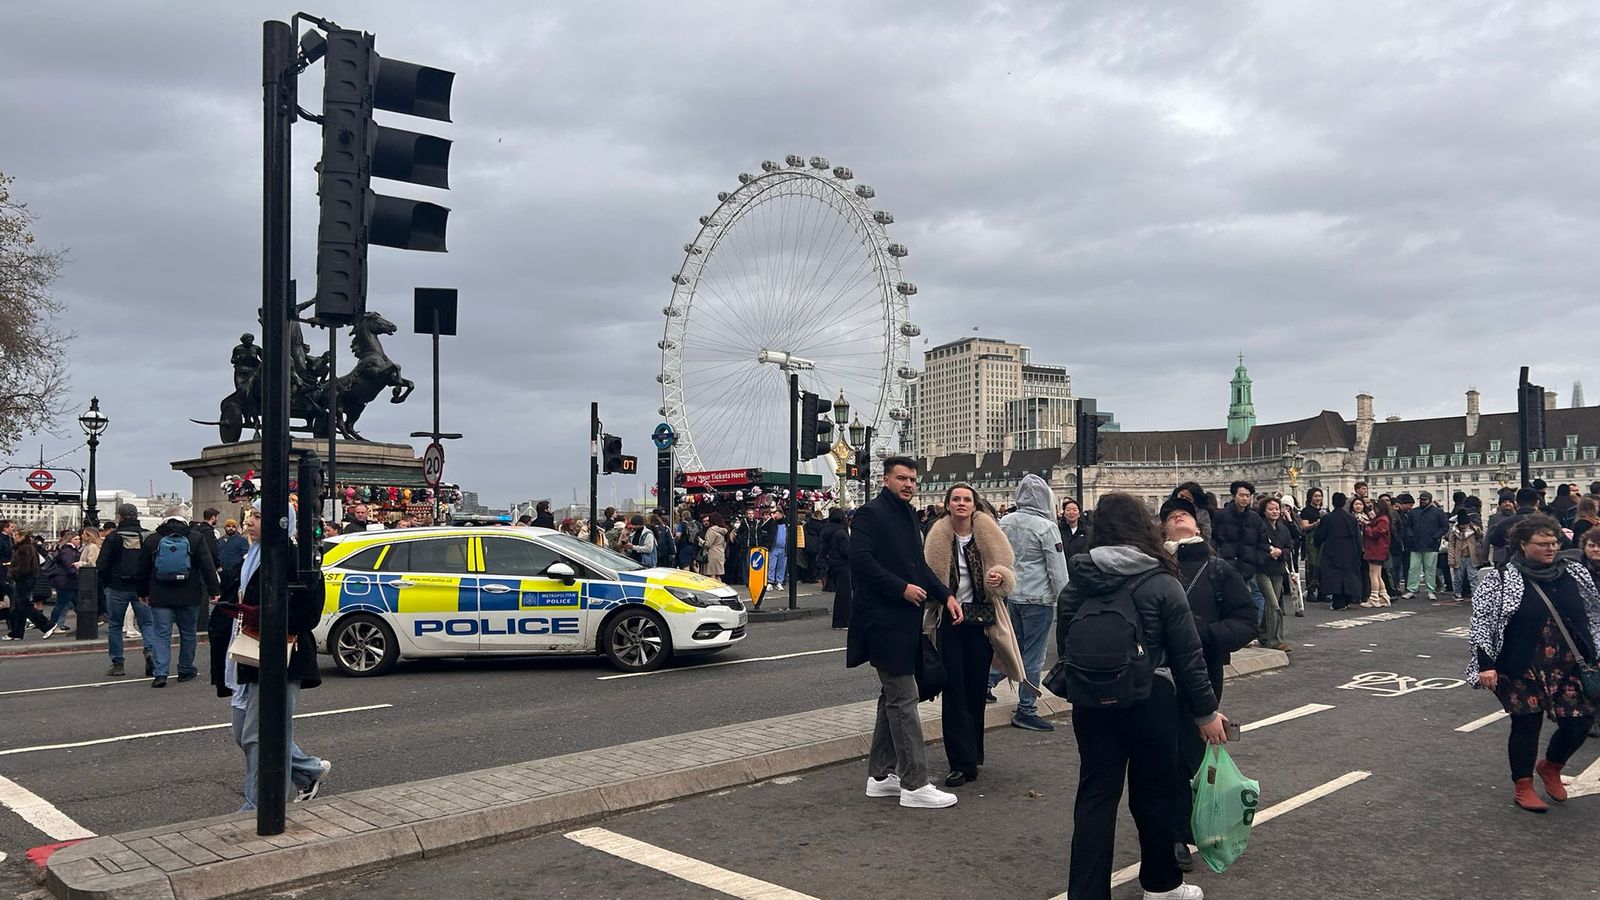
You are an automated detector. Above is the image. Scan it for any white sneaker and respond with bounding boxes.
[40,625,56,639]
[899,783,958,809]
[1143,884,1203,900]
[293,759,333,803]
[865,774,901,797]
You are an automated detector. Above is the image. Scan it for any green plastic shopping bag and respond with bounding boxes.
[1189,743,1260,873]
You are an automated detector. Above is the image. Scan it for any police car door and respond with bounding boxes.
[477,536,582,651]
[399,536,480,653]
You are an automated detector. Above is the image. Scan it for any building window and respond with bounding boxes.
[1420,444,1431,456]
[1386,477,1395,486]
[1585,447,1597,461]
[1450,455,1463,466]
[1369,459,1380,471]
[1564,448,1577,462]
[1454,442,1465,454]
[1400,458,1411,470]
[1386,446,1397,458]
[1506,451,1519,464]
[1568,434,1580,449]
[1490,440,1502,452]
[1544,449,1558,463]
[1468,453,1481,466]
[1384,458,1395,470]
[1433,455,1445,467]
[1415,456,1427,468]
[1488,451,1500,464]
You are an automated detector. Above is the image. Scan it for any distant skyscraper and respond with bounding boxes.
[1574,380,1585,409]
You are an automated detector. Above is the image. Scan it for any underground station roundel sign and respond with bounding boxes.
[26,469,54,491]
[652,422,677,451]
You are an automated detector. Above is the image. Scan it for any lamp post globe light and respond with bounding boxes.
[78,397,108,526]
[1280,435,1304,499]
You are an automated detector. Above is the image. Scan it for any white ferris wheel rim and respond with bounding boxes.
[658,158,916,476]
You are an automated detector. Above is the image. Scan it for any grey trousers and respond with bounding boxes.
[867,668,928,791]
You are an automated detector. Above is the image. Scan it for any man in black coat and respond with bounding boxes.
[1211,480,1269,626]
[847,457,956,809]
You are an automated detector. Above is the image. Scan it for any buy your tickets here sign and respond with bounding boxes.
[680,469,758,489]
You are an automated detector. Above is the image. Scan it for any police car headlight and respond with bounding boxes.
[665,586,719,608]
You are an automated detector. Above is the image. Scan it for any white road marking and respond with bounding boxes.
[0,704,392,756]
[1564,755,1600,798]
[566,826,818,899]
[1241,703,1335,733]
[1056,771,1374,897]
[597,648,845,680]
[0,773,94,841]
[0,679,144,698]
[1455,710,1509,733]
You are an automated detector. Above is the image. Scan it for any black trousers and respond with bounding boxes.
[938,620,992,775]
[1069,677,1182,900]
[1508,712,1593,780]
[6,576,50,638]
[828,565,852,629]
[1174,673,1226,842]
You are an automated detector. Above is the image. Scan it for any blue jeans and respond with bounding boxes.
[771,548,787,585]
[149,605,199,678]
[1453,560,1477,598]
[105,589,153,664]
[1246,578,1265,627]
[232,683,326,812]
[1005,601,1054,715]
[48,588,77,629]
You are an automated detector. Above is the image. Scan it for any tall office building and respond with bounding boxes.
[913,337,1079,458]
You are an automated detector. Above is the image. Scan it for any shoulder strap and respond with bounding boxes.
[1528,579,1585,661]
[1182,559,1212,595]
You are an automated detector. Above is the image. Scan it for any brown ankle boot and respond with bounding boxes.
[1514,777,1549,812]
[1536,759,1568,802]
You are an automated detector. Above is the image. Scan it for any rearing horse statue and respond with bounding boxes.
[336,311,415,440]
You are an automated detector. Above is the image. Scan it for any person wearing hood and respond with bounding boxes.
[924,483,1021,788]
[137,507,220,687]
[1467,513,1600,813]
[1159,496,1256,875]
[997,473,1069,732]
[1058,492,1227,900]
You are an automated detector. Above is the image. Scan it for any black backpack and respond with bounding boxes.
[113,528,146,581]
[1048,571,1160,709]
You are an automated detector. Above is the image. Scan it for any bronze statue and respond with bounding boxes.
[197,307,413,443]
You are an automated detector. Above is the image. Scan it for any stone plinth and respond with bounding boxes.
[172,440,422,520]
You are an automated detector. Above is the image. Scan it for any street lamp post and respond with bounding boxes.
[1280,435,1305,502]
[78,397,108,527]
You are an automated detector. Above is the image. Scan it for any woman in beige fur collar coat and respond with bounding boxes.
[924,483,1020,788]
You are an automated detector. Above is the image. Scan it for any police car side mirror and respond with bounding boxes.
[546,562,577,584]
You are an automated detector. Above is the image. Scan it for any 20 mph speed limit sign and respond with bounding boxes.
[422,441,445,489]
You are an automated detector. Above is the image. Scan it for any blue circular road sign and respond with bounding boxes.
[652,422,677,451]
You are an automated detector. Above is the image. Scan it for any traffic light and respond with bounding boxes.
[1520,381,1547,452]
[602,434,625,474]
[1076,411,1102,466]
[314,28,454,325]
[800,391,833,460]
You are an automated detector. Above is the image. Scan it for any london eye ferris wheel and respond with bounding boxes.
[657,156,920,485]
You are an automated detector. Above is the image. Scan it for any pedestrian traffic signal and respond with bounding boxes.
[1077,411,1102,466]
[602,434,625,474]
[800,392,833,460]
[314,28,454,325]
[1520,381,1547,451]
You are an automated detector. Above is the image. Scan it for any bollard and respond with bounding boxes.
[75,566,100,640]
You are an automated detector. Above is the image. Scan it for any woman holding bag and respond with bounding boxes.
[1467,513,1600,813]
[922,483,1021,788]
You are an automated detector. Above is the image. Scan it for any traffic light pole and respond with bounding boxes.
[257,18,296,837]
[590,403,600,544]
[1519,366,1531,490]
[788,372,798,611]
[860,425,873,504]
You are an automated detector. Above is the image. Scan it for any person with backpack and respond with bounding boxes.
[648,513,675,569]
[1160,495,1257,874]
[137,508,220,687]
[1057,492,1228,900]
[44,530,80,632]
[99,504,154,675]
[674,510,701,571]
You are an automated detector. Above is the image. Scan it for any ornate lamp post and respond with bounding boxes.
[848,414,866,450]
[1495,467,1512,490]
[78,397,109,526]
[1280,434,1305,501]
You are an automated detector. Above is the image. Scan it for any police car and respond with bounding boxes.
[313,527,747,676]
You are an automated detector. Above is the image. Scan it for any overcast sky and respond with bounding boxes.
[3,1,1598,509]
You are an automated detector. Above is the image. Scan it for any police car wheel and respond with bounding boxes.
[331,613,399,677]
[602,608,671,673]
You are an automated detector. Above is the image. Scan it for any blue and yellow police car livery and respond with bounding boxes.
[313,527,746,676]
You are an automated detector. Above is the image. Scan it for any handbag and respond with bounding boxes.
[1528,580,1600,703]
[960,600,997,626]
[227,619,294,667]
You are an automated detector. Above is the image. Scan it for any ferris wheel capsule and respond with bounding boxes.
[855,184,875,199]
[896,282,917,296]
[762,160,782,172]
[786,154,806,167]
[886,243,908,258]
[832,166,853,180]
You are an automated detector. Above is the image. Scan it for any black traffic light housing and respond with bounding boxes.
[800,392,833,460]
[314,28,454,325]
[1520,381,1547,452]
[1076,411,1102,466]
[602,434,625,474]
